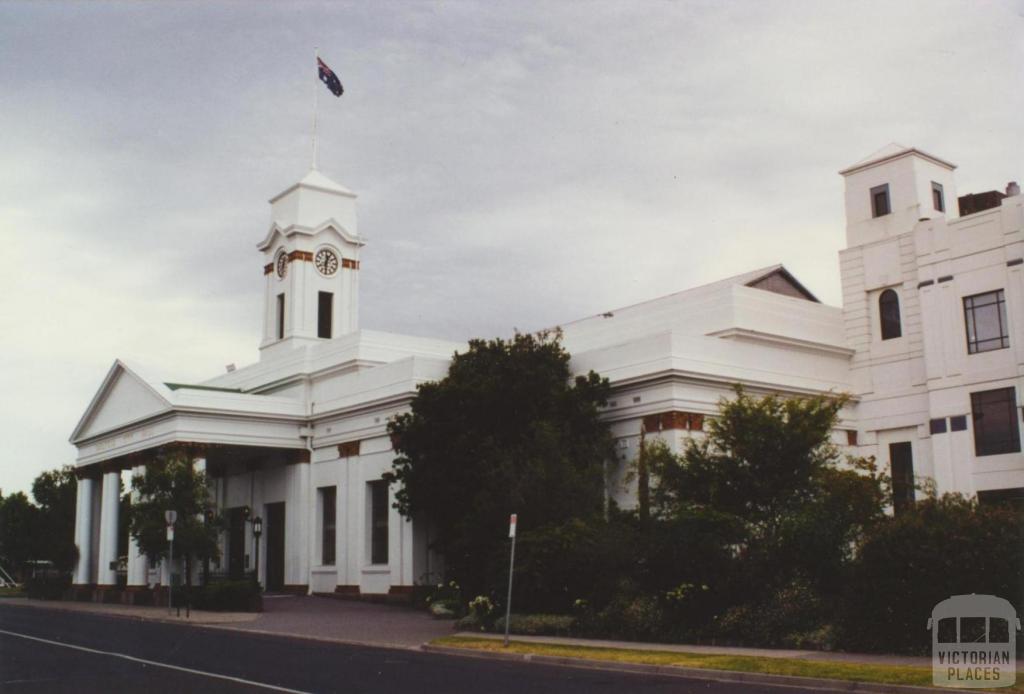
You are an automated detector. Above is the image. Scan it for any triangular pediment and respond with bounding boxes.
[745,267,819,302]
[70,361,173,443]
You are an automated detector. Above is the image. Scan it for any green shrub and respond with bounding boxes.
[839,495,1024,655]
[590,590,666,641]
[455,613,485,631]
[24,571,70,600]
[177,580,262,612]
[494,613,576,636]
[713,579,827,648]
[504,516,638,614]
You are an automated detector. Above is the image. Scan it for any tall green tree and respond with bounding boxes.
[385,330,614,597]
[31,466,79,572]
[648,387,888,625]
[0,492,41,578]
[126,454,221,590]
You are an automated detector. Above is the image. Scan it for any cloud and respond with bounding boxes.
[0,0,1021,494]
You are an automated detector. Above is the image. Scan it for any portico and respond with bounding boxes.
[69,360,310,600]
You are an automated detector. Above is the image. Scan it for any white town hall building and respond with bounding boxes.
[69,145,1024,599]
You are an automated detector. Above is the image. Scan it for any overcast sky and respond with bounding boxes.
[1,0,1021,497]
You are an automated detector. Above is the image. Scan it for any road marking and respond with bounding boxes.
[0,628,313,694]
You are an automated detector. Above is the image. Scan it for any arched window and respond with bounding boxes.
[879,289,901,340]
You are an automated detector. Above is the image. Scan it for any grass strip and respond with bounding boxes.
[433,636,1023,692]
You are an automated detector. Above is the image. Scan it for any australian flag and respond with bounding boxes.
[318,57,344,97]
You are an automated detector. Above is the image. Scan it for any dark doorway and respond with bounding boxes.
[265,502,285,591]
[227,507,246,580]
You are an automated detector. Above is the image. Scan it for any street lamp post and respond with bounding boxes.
[251,516,263,589]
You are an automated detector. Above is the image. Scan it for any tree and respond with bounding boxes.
[126,453,221,591]
[840,495,1024,654]
[0,492,41,578]
[648,387,888,641]
[384,330,614,598]
[31,466,79,572]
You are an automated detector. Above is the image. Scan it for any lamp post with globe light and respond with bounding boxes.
[251,516,263,589]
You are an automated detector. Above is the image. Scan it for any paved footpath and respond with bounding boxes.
[225,594,454,648]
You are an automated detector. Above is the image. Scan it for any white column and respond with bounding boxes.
[286,459,311,590]
[73,475,96,585]
[96,469,121,587]
[126,464,148,587]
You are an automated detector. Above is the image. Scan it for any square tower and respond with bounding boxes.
[840,144,957,249]
[257,170,364,360]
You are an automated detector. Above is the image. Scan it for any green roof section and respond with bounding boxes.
[164,382,243,394]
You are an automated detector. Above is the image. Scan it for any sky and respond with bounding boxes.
[0,0,1021,497]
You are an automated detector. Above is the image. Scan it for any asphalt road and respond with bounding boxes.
[0,604,801,693]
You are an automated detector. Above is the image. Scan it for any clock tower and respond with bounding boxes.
[256,169,364,359]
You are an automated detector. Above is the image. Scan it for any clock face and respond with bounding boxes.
[275,252,288,279]
[315,248,339,276]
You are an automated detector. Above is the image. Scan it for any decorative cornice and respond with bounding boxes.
[257,219,364,252]
[706,328,855,358]
[838,147,957,176]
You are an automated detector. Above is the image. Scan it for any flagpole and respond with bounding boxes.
[311,46,319,170]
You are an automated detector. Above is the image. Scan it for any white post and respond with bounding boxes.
[96,469,121,586]
[73,475,96,585]
[127,465,148,588]
[503,513,517,647]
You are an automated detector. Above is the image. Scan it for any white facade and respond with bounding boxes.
[69,145,1023,597]
[839,145,1024,506]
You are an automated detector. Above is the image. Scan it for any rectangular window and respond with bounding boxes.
[320,486,336,566]
[929,418,947,435]
[970,387,1021,456]
[871,183,891,218]
[276,293,285,340]
[950,415,968,432]
[932,181,945,212]
[317,291,333,339]
[963,290,1009,354]
[368,480,389,565]
[889,442,915,514]
[977,487,1024,511]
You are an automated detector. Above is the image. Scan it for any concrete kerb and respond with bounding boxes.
[420,643,948,694]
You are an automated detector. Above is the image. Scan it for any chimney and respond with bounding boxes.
[1007,181,1020,197]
